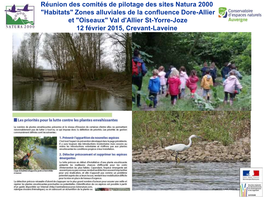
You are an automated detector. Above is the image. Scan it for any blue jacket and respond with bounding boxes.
[132,56,147,76]
[201,67,208,76]
[221,66,230,78]
[148,76,160,93]
[210,68,217,79]
[165,69,171,79]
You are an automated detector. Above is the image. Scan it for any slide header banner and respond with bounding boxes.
[3,0,263,32]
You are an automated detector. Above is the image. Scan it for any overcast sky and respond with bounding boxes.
[13,33,51,69]
[13,33,116,70]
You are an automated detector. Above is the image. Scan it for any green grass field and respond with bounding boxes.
[133,111,250,149]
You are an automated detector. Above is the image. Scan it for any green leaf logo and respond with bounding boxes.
[219,7,227,16]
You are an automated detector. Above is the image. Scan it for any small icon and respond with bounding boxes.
[17,4,33,12]
[5,4,34,25]
[243,170,250,176]
[5,4,19,13]
[253,170,259,176]
[219,7,227,18]
[240,183,248,197]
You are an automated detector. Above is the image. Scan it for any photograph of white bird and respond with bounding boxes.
[165,135,202,163]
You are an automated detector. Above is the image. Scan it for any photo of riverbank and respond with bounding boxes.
[13,33,132,111]
[132,111,250,190]
[14,137,57,170]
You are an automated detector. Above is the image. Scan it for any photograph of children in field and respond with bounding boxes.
[132,32,251,111]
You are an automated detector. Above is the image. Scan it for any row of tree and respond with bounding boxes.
[13,33,132,87]
[133,32,251,74]
[40,137,57,146]
[14,137,40,153]
[14,137,57,154]
[13,33,42,78]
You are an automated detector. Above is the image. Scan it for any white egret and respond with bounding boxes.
[165,135,201,163]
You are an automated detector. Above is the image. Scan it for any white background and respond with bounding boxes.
[1,0,264,197]
[12,113,132,184]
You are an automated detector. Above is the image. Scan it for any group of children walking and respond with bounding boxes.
[148,66,199,107]
[147,62,242,108]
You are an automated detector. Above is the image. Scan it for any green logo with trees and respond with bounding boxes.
[219,7,227,18]
[5,4,34,25]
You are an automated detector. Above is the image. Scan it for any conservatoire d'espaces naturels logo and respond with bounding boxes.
[218,7,227,18]
[5,4,35,27]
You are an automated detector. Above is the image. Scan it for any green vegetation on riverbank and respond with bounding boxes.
[133,111,250,150]
[14,137,57,169]
[14,150,41,169]
[14,137,57,154]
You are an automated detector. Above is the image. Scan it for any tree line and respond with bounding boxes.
[14,137,57,154]
[13,33,42,78]
[13,33,132,87]
[132,32,251,74]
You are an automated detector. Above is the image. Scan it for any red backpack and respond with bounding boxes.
[132,59,142,76]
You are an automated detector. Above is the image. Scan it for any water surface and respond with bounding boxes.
[33,145,57,169]
[133,162,250,190]
[13,82,131,110]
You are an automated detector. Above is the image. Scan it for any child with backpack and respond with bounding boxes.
[186,70,199,98]
[179,66,189,99]
[223,71,242,106]
[168,69,181,105]
[225,64,243,97]
[226,64,242,80]
[201,69,214,101]
[148,69,160,108]
[158,66,166,94]
[132,49,147,107]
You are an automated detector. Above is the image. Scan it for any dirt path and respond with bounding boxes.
[196,86,203,98]
[140,94,165,111]
[138,76,227,111]
[139,85,219,111]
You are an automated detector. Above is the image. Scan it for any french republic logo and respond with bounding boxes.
[243,170,260,177]
[5,4,35,28]
[218,7,227,18]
